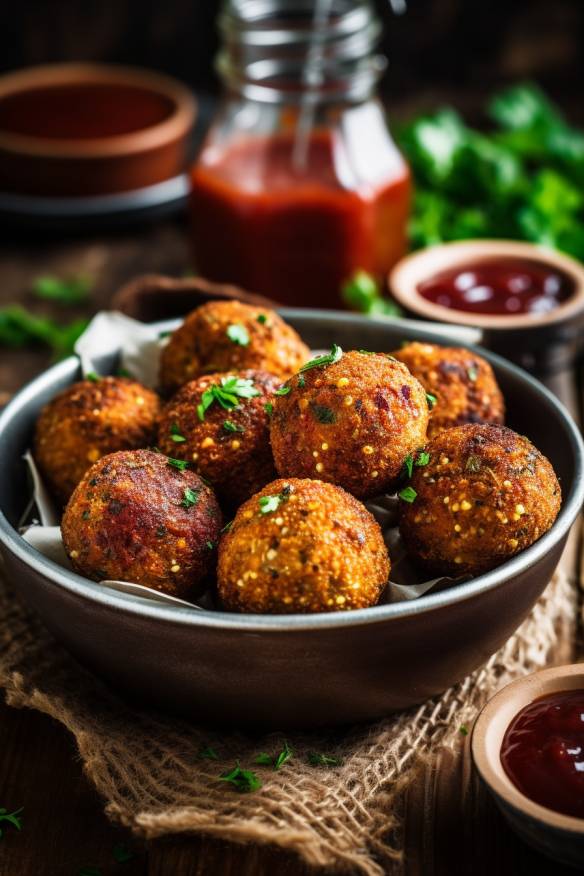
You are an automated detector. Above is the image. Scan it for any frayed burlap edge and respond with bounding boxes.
[0,563,576,876]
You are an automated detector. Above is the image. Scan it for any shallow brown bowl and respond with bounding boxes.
[472,664,584,868]
[0,311,582,727]
[0,63,196,197]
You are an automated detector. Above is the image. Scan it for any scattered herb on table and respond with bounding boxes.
[0,306,88,360]
[32,274,92,305]
[218,763,262,793]
[170,422,186,443]
[0,806,23,838]
[299,344,343,373]
[226,323,250,346]
[342,270,403,318]
[307,752,343,767]
[255,741,293,770]
[399,486,417,503]
[197,376,260,421]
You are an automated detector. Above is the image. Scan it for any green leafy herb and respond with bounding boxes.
[416,451,430,467]
[221,521,233,533]
[167,457,189,472]
[404,454,414,479]
[465,455,482,473]
[399,486,417,503]
[32,274,91,305]
[299,344,343,373]
[0,806,23,837]
[342,271,403,318]
[226,323,250,346]
[181,487,199,509]
[170,422,186,443]
[358,349,376,355]
[257,314,268,324]
[459,724,469,736]
[467,366,478,382]
[197,376,260,421]
[255,741,293,770]
[264,402,274,416]
[298,375,306,388]
[0,306,88,360]
[274,385,291,396]
[426,393,438,410]
[223,419,244,433]
[85,371,100,382]
[206,540,215,550]
[310,403,336,424]
[218,763,262,793]
[254,752,273,765]
[199,746,219,760]
[112,842,134,863]
[259,495,282,514]
[307,752,342,767]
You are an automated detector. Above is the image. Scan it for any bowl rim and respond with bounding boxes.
[0,308,582,632]
[0,62,196,159]
[389,240,584,330]
[471,664,584,834]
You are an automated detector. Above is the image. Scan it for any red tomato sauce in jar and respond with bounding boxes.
[189,131,410,309]
[500,690,584,818]
[418,257,574,317]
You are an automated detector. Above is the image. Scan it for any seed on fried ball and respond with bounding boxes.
[157,370,279,507]
[392,342,505,437]
[269,349,429,498]
[217,478,389,613]
[159,300,310,396]
[62,449,222,598]
[34,376,161,506]
[398,424,561,576]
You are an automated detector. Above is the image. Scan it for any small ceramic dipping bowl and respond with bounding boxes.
[389,240,584,375]
[0,63,196,197]
[472,664,584,868]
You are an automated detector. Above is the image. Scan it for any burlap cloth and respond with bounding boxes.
[0,557,577,876]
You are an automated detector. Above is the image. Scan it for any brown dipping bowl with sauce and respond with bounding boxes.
[472,664,584,869]
[389,240,584,376]
[0,63,196,197]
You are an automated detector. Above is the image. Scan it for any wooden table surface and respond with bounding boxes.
[0,219,579,876]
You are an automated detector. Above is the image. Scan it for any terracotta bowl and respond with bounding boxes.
[472,664,584,868]
[389,240,584,374]
[0,63,196,197]
[0,311,582,727]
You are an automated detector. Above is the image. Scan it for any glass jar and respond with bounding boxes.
[189,0,411,309]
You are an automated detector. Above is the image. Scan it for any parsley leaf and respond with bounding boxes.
[298,376,306,388]
[255,741,293,770]
[223,420,244,433]
[254,753,273,765]
[0,306,88,361]
[404,454,414,479]
[264,402,274,416]
[226,323,250,346]
[167,457,189,472]
[85,371,100,383]
[275,385,291,396]
[32,274,92,305]
[218,764,261,793]
[0,806,23,837]
[181,487,199,509]
[197,377,260,421]
[310,403,336,424]
[426,392,438,410]
[416,451,430,467]
[170,422,186,443]
[221,521,233,533]
[299,344,343,373]
[342,271,403,317]
[259,495,281,514]
[257,314,268,324]
[307,752,342,767]
[399,486,417,503]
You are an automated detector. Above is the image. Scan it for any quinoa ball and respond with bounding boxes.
[34,376,161,506]
[399,424,561,577]
[392,342,505,437]
[159,300,310,396]
[157,370,279,507]
[270,349,429,498]
[217,478,389,613]
[62,449,222,598]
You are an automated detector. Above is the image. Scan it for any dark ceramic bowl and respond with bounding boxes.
[0,311,582,728]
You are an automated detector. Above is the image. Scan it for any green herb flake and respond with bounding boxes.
[223,419,244,433]
[170,422,186,443]
[426,392,438,410]
[404,454,414,479]
[299,344,343,373]
[399,486,417,503]
[467,366,479,382]
[181,487,199,509]
[257,314,268,325]
[416,451,431,467]
[297,375,306,388]
[341,271,403,318]
[310,403,336,424]
[465,455,482,473]
[197,376,260,421]
[167,457,189,472]
[274,741,293,770]
[206,540,216,550]
[259,495,281,515]
[85,371,100,383]
[254,752,273,765]
[307,752,342,767]
[199,746,219,760]
[82,510,90,520]
[0,306,88,361]
[32,274,91,305]
[226,323,250,346]
[275,385,291,396]
[112,842,134,863]
[221,521,233,533]
[358,349,376,355]
[459,724,469,736]
[264,402,274,416]
[0,806,23,838]
[218,763,262,793]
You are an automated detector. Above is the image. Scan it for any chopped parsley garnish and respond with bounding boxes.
[358,349,376,355]
[299,344,343,373]
[82,510,90,520]
[264,402,274,416]
[416,451,431,467]
[170,422,186,443]
[206,540,216,550]
[298,375,306,388]
[0,806,23,837]
[307,752,342,767]
[0,306,88,361]
[404,450,430,479]
[257,313,268,324]
[255,753,273,765]
[218,764,261,793]
[32,274,91,305]
[255,741,293,770]
[426,392,438,410]
[465,454,482,473]
[399,486,417,503]
[199,746,219,760]
[310,403,336,424]
[181,487,199,509]
[274,385,291,396]
[223,419,244,433]
[85,371,100,382]
[226,323,250,346]
[197,376,260,421]
[221,521,233,533]
[467,366,478,382]
[404,454,415,479]
[459,724,469,736]
[112,843,134,863]
[167,457,189,472]
[259,495,282,514]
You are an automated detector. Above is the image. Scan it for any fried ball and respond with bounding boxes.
[62,449,222,598]
[399,424,561,576]
[392,342,505,437]
[34,376,161,506]
[159,300,310,395]
[217,478,389,613]
[157,370,279,507]
[270,349,429,498]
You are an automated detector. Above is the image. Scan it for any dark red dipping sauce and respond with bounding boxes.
[418,257,574,316]
[501,690,584,818]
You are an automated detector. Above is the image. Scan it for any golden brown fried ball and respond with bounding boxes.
[62,449,222,598]
[157,370,279,508]
[159,300,310,395]
[270,350,429,498]
[217,478,389,613]
[392,342,505,438]
[399,424,561,576]
[34,376,161,506]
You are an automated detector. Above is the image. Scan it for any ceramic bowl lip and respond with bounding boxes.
[472,664,584,834]
[0,62,196,159]
[0,308,582,633]
[389,240,584,330]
